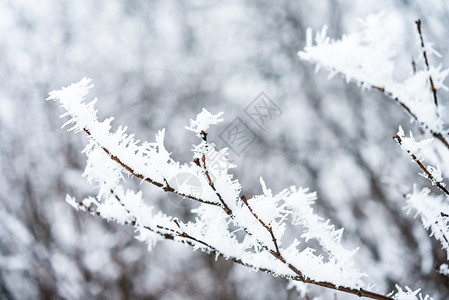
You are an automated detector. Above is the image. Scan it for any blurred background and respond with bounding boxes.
[1,0,449,299]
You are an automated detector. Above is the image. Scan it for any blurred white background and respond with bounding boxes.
[0,0,448,299]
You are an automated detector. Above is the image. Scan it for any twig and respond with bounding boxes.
[302,61,449,149]
[398,194,449,246]
[415,19,438,107]
[200,153,233,215]
[303,62,449,150]
[393,135,449,196]
[80,193,393,300]
[75,199,136,226]
[82,128,220,207]
[370,86,448,149]
[240,195,281,256]
[412,57,416,74]
[76,195,302,281]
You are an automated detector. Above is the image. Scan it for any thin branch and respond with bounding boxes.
[82,128,220,207]
[240,195,281,256]
[371,85,448,149]
[194,133,285,259]
[304,61,449,150]
[74,200,136,226]
[393,134,449,196]
[199,146,233,215]
[415,19,438,107]
[75,196,301,281]
[371,85,449,149]
[398,193,449,249]
[79,193,393,300]
[196,136,291,267]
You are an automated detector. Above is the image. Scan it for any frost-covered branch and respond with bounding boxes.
[394,127,449,196]
[46,78,411,299]
[298,15,448,298]
[69,191,292,280]
[416,19,438,107]
[240,194,281,256]
[299,14,449,150]
[82,128,220,207]
[196,141,233,215]
[406,187,449,258]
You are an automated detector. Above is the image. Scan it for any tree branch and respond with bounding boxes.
[77,192,393,300]
[200,154,233,215]
[82,128,221,207]
[415,19,438,107]
[74,195,303,281]
[393,134,449,196]
[369,85,448,150]
[240,195,281,256]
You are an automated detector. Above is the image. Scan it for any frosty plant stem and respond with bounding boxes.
[299,18,449,150]
[372,84,449,149]
[416,19,438,107]
[300,14,449,285]
[85,191,395,300]
[393,134,449,196]
[47,78,410,299]
[83,128,220,207]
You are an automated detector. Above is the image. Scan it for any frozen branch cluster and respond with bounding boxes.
[46,13,449,299]
[300,13,449,299]
[47,78,382,298]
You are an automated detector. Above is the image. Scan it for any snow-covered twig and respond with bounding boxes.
[240,194,281,256]
[406,187,449,258]
[70,191,296,280]
[415,19,438,107]
[82,128,220,207]
[298,16,445,298]
[393,130,449,196]
[299,16,449,150]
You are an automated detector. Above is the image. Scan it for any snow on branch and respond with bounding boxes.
[185,108,224,136]
[299,14,449,148]
[47,78,222,207]
[390,285,432,300]
[299,15,447,294]
[416,19,439,107]
[394,127,449,196]
[406,187,449,258]
[47,78,402,299]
